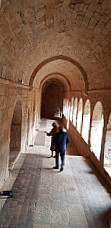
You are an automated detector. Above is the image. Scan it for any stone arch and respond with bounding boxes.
[41,78,65,119]
[29,55,88,92]
[90,101,104,160]
[9,100,22,169]
[104,113,111,177]
[82,99,91,143]
[77,98,83,133]
[39,73,71,93]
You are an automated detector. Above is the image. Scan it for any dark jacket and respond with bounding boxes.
[47,126,59,151]
[54,129,69,152]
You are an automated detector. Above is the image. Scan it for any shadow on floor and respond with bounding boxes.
[0,154,42,227]
[26,153,49,158]
[101,208,111,228]
[66,139,81,156]
[84,158,111,195]
[68,156,111,228]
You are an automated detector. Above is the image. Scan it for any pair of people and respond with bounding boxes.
[46,122,69,171]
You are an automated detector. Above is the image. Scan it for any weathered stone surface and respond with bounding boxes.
[0,0,111,208]
[0,0,110,89]
[0,119,110,227]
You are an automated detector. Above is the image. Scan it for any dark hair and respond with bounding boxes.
[52,122,56,127]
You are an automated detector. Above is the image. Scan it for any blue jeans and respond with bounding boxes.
[56,150,65,168]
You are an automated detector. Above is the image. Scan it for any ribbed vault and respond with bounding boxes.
[0,0,111,91]
[40,73,71,93]
[32,56,87,92]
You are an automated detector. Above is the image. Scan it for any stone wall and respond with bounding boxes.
[0,80,39,189]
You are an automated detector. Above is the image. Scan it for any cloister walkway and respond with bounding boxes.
[0,119,110,228]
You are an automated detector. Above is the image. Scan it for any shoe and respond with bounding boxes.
[53,166,59,169]
[60,166,63,172]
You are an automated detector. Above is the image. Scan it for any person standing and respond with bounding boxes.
[54,125,69,171]
[46,122,59,157]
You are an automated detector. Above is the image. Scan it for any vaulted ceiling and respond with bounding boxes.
[0,0,111,91]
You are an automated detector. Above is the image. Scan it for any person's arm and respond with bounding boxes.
[45,129,53,136]
[47,132,51,136]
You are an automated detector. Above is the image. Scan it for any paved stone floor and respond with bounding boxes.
[0,119,111,228]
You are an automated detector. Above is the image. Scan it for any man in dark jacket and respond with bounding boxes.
[54,125,69,171]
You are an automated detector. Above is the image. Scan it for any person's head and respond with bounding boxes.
[52,122,57,127]
[59,124,63,131]
[59,124,66,132]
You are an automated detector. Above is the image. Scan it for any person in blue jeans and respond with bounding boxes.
[54,125,69,171]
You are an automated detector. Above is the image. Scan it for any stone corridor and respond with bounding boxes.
[0,119,110,228]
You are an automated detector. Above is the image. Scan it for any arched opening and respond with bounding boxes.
[66,100,70,129]
[70,97,74,122]
[33,98,36,127]
[104,113,111,177]
[66,99,69,121]
[41,79,65,119]
[63,99,67,118]
[90,102,104,160]
[9,100,22,169]
[73,98,78,127]
[29,55,88,92]
[27,110,30,146]
[77,98,83,133]
[82,99,90,143]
